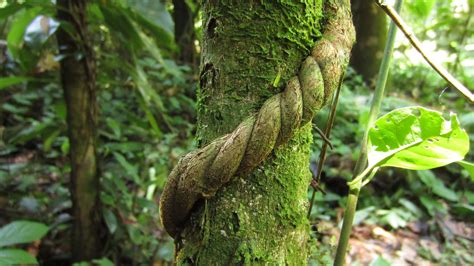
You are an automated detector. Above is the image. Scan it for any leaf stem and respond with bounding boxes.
[376,0,474,102]
[333,1,402,265]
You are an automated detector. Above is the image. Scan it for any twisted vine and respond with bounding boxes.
[160,0,355,238]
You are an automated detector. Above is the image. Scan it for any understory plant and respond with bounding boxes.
[0,220,48,264]
[333,0,473,265]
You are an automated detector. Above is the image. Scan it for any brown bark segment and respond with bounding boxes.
[57,0,103,261]
[350,0,388,84]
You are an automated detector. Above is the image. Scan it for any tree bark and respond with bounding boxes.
[350,0,387,85]
[175,1,322,264]
[57,0,103,261]
[172,0,198,67]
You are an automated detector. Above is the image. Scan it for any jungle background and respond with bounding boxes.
[0,0,473,265]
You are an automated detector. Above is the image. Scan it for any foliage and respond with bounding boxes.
[0,0,472,264]
[1,0,195,263]
[367,107,468,170]
[0,220,48,264]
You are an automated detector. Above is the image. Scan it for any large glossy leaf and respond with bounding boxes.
[0,221,48,247]
[367,106,469,170]
[0,249,37,264]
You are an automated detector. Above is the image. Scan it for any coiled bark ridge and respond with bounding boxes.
[160,1,355,238]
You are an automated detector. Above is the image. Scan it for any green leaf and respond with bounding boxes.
[113,152,139,183]
[43,129,61,152]
[367,106,469,170]
[99,4,143,50]
[457,161,474,182]
[126,7,175,52]
[369,256,391,266]
[92,258,115,266]
[0,76,30,90]
[103,209,118,234]
[406,0,435,19]
[7,7,42,60]
[420,195,446,217]
[0,249,38,264]
[0,3,24,19]
[451,204,474,219]
[417,170,458,201]
[0,221,48,247]
[9,120,54,144]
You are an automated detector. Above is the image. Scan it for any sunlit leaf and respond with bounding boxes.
[0,249,37,264]
[7,7,42,60]
[0,221,48,247]
[406,0,435,19]
[367,106,469,170]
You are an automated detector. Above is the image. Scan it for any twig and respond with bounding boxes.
[307,71,344,218]
[376,1,474,102]
[313,125,334,150]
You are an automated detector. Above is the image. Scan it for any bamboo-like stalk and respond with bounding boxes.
[333,0,403,265]
[376,1,474,102]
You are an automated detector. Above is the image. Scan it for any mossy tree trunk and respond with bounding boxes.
[175,1,323,264]
[350,0,387,85]
[57,0,103,261]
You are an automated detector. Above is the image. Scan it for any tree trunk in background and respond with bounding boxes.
[57,0,103,261]
[172,0,197,67]
[175,2,322,264]
[350,0,387,85]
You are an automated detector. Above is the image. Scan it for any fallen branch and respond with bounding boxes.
[376,1,474,102]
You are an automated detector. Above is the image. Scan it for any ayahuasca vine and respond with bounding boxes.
[160,0,355,238]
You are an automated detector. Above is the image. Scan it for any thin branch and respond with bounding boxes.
[307,71,344,218]
[376,1,474,103]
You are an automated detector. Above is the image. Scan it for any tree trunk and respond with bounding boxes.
[176,2,322,264]
[172,0,198,67]
[350,0,387,85]
[57,0,103,261]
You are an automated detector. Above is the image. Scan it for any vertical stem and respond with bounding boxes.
[333,1,402,265]
[57,0,103,261]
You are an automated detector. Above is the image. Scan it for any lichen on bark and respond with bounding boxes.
[176,1,322,264]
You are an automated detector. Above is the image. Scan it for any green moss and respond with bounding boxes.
[178,1,322,264]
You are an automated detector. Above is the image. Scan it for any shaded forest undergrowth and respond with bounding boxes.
[1,0,473,264]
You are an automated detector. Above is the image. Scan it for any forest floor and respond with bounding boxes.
[318,218,474,265]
